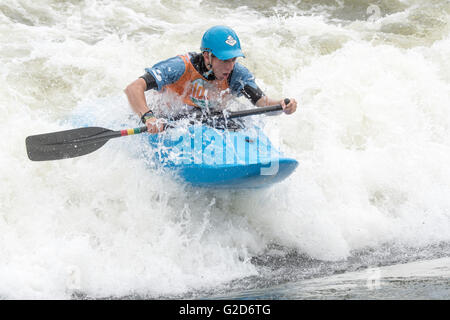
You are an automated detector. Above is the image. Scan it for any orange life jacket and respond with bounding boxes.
[163,53,231,109]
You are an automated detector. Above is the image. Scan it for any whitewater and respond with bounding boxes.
[1,0,449,299]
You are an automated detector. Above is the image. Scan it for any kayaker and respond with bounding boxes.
[125,25,298,133]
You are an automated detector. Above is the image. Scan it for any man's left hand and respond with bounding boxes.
[281,98,297,114]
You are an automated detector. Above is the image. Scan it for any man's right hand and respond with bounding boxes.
[145,117,166,133]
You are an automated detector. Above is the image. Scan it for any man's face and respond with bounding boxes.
[211,56,237,80]
[204,52,237,81]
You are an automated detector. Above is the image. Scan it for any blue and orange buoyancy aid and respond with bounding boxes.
[143,52,264,109]
[163,53,231,109]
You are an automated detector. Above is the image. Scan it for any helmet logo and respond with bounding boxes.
[225,35,237,46]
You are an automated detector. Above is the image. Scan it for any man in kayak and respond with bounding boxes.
[125,25,297,133]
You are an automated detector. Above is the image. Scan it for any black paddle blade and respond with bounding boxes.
[26,127,117,161]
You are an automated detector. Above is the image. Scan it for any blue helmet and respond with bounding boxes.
[200,25,245,61]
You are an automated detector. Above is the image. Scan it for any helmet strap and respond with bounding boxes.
[202,51,214,79]
[207,52,213,69]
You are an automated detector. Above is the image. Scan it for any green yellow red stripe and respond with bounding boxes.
[120,127,143,136]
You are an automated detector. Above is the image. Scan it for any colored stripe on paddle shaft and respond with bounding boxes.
[120,126,148,136]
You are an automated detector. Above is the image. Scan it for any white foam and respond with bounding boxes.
[1,0,449,299]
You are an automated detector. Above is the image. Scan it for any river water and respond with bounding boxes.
[1,0,449,299]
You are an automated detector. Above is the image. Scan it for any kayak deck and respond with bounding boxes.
[148,123,298,188]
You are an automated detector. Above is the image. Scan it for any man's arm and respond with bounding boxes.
[124,56,186,133]
[124,77,165,133]
[230,63,297,114]
[124,78,150,118]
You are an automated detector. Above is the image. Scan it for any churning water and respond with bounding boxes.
[1,0,449,299]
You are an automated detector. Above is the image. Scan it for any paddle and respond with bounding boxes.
[26,99,289,161]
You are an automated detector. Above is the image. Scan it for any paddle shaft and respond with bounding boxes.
[227,104,284,119]
[70,127,148,143]
[173,99,289,122]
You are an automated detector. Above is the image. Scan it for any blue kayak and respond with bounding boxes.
[148,121,298,188]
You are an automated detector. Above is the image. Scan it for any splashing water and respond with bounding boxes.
[1,0,449,299]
